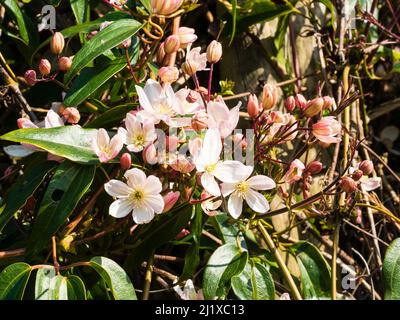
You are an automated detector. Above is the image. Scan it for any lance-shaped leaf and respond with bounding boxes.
[203,243,248,299]
[383,237,400,299]
[0,126,99,164]
[27,161,95,255]
[0,160,56,231]
[0,262,32,300]
[89,256,137,300]
[64,19,143,83]
[35,267,56,300]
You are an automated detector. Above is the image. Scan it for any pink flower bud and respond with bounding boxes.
[38,59,51,76]
[295,93,307,110]
[151,0,183,15]
[359,160,373,175]
[50,32,65,55]
[164,35,180,54]
[191,111,208,131]
[247,94,261,118]
[62,107,80,124]
[158,66,179,83]
[118,38,132,49]
[339,176,358,193]
[143,144,158,165]
[303,97,324,118]
[86,30,98,40]
[181,61,197,76]
[24,70,37,86]
[352,169,364,181]
[178,27,197,49]
[157,42,166,65]
[312,116,341,144]
[58,56,72,72]
[175,228,190,240]
[186,90,198,103]
[261,84,278,110]
[120,152,132,170]
[305,161,323,175]
[322,96,335,109]
[170,155,195,173]
[285,96,296,112]
[206,40,222,64]
[162,191,180,212]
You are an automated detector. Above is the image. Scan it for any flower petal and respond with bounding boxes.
[104,180,132,197]
[144,175,163,194]
[132,205,155,224]
[45,109,64,128]
[245,189,270,213]
[213,160,253,183]
[247,175,276,190]
[361,177,381,192]
[228,193,243,219]
[144,194,164,214]
[125,168,147,188]
[221,182,236,197]
[197,129,222,168]
[109,199,132,218]
[201,172,221,196]
[96,128,110,150]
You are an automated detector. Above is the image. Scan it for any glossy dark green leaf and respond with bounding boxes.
[181,204,203,280]
[383,238,400,299]
[0,262,32,300]
[85,104,136,128]
[1,0,38,46]
[35,267,56,300]
[89,256,137,300]
[212,214,246,248]
[231,261,275,300]
[0,126,99,164]
[65,275,87,300]
[291,241,331,299]
[63,58,127,107]
[0,161,56,231]
[27,161,95,255]
[49,275,68,300]
[126,204,193,267]
[64,19,143,83]
[70,0,90,24]
[203,243,248,299]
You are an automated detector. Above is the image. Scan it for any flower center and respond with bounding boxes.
[236,181,249,194]
[156,101,174,116]
[130,190,144,203]
[133,134,145,146]
[205,163,217,173]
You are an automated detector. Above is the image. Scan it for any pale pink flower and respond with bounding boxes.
[117,113,156,152]
[92,128,123,163]
[312,116,341,144]
[162,191,180,213]
[200,191,222,216]
[182,47,207,75]
[150,0,183,15]
[104,168,164,224]
[221,162,276,219]
[173,280,204,300]
[349,165,381,192]
[143,143,159,165]
[175,88,205,115]
[207,99,240,138]
[169,154,195,173]
[178,27,197,48]
[283,159,305,184]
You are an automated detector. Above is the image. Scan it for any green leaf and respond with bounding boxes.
[229,0,237,46]
[89,256,137,300]
[1,0,38,46]
[318,0,336,29]
[139,0,151,12]
[203,243,248,299]
[0,262,32,300]
[27,161,95,255]
[383,238,400,299]
[70,0,90,24]
[0,161,56,232]
[49,275,68,300]
[64,58,127,107]
[85,104,136,128]
[65,275,87,300]
[181,204,203,280]
[231,261,275,300]
[126,204,193,267]
[0,126,99,164]
[291,241,331,299]
[35,267,56,300]
[212,214,246,247]
[64,19,143,84]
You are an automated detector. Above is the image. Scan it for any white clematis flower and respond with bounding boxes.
[194,129,242,196]
[135,79,191,127]
[207,99,240,138]
[104,168,165,224]
[92,128,123,163]
[117,113,156,152]
[221,162,276,219]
